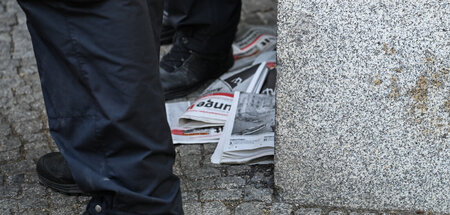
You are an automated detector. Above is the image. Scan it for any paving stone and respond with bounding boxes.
[202,157,223,168]
[235,202,267,215]
[243,186,273,202]
[6,0,22,13]
[270,203,293,215]
[186,167,221,180]
[182,191,198,202]
[0,33,11,60]
[20,133,47,144]
[4,173,24,186]
[200,189,242,201]
[0,160,35,175]
[176,144,202,156]
[203,143,217,155]
[50,207,79,215]
[0,149,21,162]
[0,199,17,214]
[329,211,347,215]
[179,154,202,170]
[24,142,50,161]
[18,63,37,75]
[48,191,78,207]
[183,202,202,215]
[227,165,251,176]
[215,176,246,189]
[250,171,274,188]
[295,208,322,215]
[5,107,40,123]
[20,183,47,198]
[183,178,217,191]
[202,201,231,215]
[11,120,43,136]
[0,207,12,215]
[23,172,38,184]
[11,25,34,59]
[0,185,20,198]
[16,206,49,215]
[350,212,377,215]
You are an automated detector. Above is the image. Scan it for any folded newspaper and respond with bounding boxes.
[211,92,275,164]
[166,60,277,144]
[231,26,277,71]
[164,26,277,146]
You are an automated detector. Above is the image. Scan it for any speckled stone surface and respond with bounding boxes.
[275,0,449,213]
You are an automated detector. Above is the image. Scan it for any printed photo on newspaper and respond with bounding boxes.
[211,91,275,164]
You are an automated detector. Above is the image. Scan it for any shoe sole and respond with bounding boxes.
[38,174,84,195]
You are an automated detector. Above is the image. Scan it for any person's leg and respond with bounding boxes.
[159,0,242,100]
[18,0,183,214]
[167,0,241,54]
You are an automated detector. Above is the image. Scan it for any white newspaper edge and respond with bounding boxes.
[211,91,241,164]
[245,62,266,93]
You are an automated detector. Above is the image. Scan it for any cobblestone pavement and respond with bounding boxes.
[0,0,433,214]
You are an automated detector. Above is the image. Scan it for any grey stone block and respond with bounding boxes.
[216,176,246,189]
[182,192,198,202]
[183,202,202,215]
[275,0,449,213]
[329,211,347,215]
[227,165,251,176]
[235,202,267,215]
[243,186,273,202]
[270,203,293,215]
[295,208,322,215]
[202,201,231,215]
[200,189,242,201]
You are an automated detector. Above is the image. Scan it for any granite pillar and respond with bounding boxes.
[275,0,449,213]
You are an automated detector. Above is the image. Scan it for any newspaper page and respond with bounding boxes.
[171,127,223,144]
[166,101,224,144]
[211,92,275,164]
[259,62,277,96]
[231,27,277,71]
[201,63,266,96]
[165,101,191,129]
[178,93,234,129]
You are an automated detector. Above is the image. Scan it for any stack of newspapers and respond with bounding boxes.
[164,26,277,164]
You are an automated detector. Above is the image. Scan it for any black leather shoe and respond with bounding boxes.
[160,35,234,100]
[160,10,175,45]
[36,152,83,194]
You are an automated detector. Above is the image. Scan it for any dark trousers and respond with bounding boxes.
[18,0,182,214]
[167,0,242,54]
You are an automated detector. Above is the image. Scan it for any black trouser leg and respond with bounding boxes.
[18,0,183,214]
[167,0,242,54]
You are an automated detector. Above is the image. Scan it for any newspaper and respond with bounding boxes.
[167,61,277,145]
[165,26,277,146]
[166,100,226,144]
[178,93,234,129]
[171,127,223,144]
[211,92,275,164]
[231,26,277,71]
[259,62,277,96]
[201,62,268,96]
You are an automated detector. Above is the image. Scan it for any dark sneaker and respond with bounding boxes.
[160,10,175,45]
[160,35,234,100]
[36,152,83,194]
